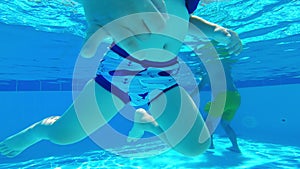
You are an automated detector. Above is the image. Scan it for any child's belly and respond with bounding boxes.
[124,0,190,62]
[84,0,190,62]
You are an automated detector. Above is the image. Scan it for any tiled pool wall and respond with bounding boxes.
[0,84,299,162]
[1,78,300,92]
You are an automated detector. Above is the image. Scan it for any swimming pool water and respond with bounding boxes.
[0,0,299,85]
[1,136,299,169]
[1,0,300,168]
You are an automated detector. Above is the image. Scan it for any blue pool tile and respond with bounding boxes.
[61,79,72,91]
[17,80,41,91]
[0,80,17,91]
[41,80,61,91]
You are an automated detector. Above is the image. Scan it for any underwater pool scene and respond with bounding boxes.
[0,0,300,168]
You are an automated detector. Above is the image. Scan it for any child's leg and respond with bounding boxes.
[0,80,125,157]
[209,134,215,149]
[203,120,215,149]
[147,86,211,156]
[127,108,171,144]
[221,120,240,153]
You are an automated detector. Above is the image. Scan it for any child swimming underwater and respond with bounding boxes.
[191,55,242,153]
[0,0,242,157]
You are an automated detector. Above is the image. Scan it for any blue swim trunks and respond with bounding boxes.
[94,50,180,106]
[94,0,201,106]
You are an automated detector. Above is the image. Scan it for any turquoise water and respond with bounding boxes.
[0,0,299,83]
[1,137,300,168]
[0,0,300,168]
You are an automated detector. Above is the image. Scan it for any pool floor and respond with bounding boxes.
[0,135,299,169]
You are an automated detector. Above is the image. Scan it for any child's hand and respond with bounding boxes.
[212,26,243,55]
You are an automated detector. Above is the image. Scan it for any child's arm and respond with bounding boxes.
[190,73,209,97]
[80,25,110,58]
[189,15,242,55]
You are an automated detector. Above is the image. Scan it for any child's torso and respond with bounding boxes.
[85,0,190,62]
[128,0,190,62]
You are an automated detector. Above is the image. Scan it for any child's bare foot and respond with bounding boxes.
[0,127,40,158]
[226,146,241,153]
[0,116,59,158]
[127,108,159,142]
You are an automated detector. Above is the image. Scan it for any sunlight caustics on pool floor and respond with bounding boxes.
[0,135,299,169]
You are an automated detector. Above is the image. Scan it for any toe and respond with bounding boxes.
[6,151,19,158]
[226,147,241,153]
[127,137,138,143]
[127,137,133,143]
[1,147,12,155]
